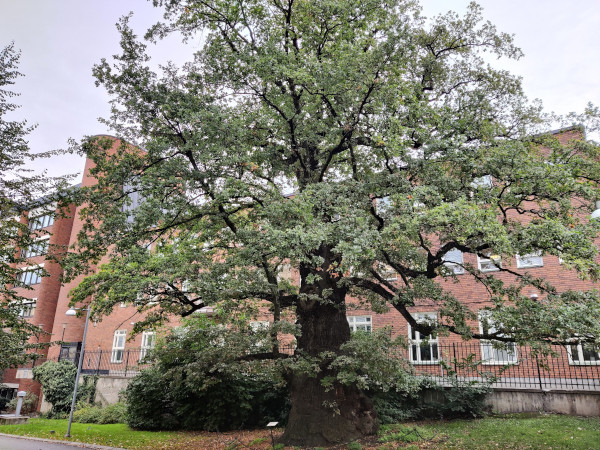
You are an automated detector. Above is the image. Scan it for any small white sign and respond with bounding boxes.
[266,422,279,427]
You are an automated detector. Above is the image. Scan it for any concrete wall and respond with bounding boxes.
[487,389,600,417]
[94,376,130,406]
[89,374,600,419]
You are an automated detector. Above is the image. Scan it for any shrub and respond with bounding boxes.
[99,402,127,424]
[72,403,103,424]
[5,392,38,415]
[73,402,126,424]
[32,360,96,416]
[125,317,290,431]
[125,367,178,431]
[372,377,490,423]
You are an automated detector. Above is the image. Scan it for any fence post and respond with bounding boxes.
[96,350,102,375]
[535,354,544,390]
[124,350,130,377]
[452,342,457,374]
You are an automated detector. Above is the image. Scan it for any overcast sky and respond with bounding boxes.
[1,0,599,180]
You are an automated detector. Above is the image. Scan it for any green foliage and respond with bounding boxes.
[58,0,600,441]
[378,424,433,444]
[73,402,126,424]
[125,318,289,431]
[32,360,96,416]
[373,377,490,424]
[346,440,363,450]
[0,43,72,372]
[5,392,38,415]
[324,328,416,393]
[124,367,181,431]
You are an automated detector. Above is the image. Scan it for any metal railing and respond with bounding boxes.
[408,342,600,391]
[30,342,599,390]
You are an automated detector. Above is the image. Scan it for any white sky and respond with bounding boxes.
[0,0,598,180]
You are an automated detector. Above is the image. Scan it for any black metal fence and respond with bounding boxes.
[23,342,600,390]
[407,342,600,391]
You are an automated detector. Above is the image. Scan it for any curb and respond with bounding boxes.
[0,432,127,449]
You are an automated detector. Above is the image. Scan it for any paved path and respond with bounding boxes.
[0,433,126,450]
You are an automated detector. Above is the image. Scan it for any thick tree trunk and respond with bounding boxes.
[280,301,378,446]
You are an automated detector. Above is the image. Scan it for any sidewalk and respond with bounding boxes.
[0,433,127,450]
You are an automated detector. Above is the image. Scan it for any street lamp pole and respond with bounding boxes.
[65,305,91,438]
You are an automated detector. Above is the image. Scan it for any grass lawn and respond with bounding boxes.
[1,414,599,449]
[379,413,600,449]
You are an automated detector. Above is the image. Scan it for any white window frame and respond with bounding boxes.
[376,196,392,215]
[18,298,37,318]
[347,315,372,333]
[18,265,44,286]
[378,263,397,281]
[276,264,293,283]
[111,330,127,363]
[443,248,464,275]
[139,331,156,361]
[471,175,493,189]
[21,236,50,258]
[408,313,439,364]
[566,343,600,365]
[478,254,501,272]
[28,212,54,231]
[516,252,544,269]
[479,313,518,365]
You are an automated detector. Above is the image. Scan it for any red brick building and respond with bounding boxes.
[2,129,599,410]
[1,197,76,404]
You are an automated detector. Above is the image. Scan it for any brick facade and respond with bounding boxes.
[2,129,598,410]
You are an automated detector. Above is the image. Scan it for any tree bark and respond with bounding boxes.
[280,300,378,446]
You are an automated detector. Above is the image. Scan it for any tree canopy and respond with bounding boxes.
[0,43,69,371]
[64,0,600,445]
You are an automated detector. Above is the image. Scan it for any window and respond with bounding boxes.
[516,252,543,269]
[408,313,439,363]
[378,263,397,281]
[111,330,126,363]
[58,342,81,366]
[471,175,493,189]
[18,267,43,286]
[376,196,392,215]
[28,213,54,230]
[479,313,517,364]
[567,343,600,365]
[140,331,156,361]
[347,315,372,333]
[122,183,141,224]
[21,237,50,258]
[16,298,36,318]
[443,248,464,275]
[478,254,501,272]
[276,264,293,283]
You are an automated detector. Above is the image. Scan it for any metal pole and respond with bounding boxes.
[65,306,91,438]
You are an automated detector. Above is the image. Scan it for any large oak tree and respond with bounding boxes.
[65,1,600,445]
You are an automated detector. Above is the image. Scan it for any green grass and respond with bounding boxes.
[1,414,600,449]
[0,419,200,449]
[380,413,600,449]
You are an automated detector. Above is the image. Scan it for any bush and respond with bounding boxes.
[5,392,38,415]
[373,377,490,423]
[73,402,126,424]
[125,317,289,431]
[126,369,289,431]
[125,367,178,431]
[72,403,103,424]
[32,360,97,416]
